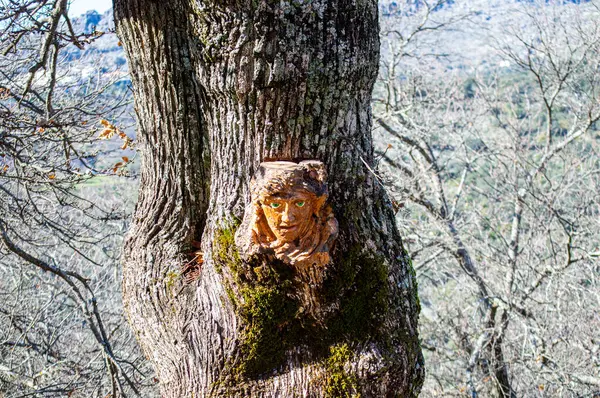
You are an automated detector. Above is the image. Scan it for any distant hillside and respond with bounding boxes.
[379,0,598,71]
[71,1,596,78]
[67,9,128,85]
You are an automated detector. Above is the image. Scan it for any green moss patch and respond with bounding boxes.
[324,344,360,398]
[237,273,298,376]
[213,224,390,381]
[323,246,390,342]
[213,224,300,377]
[213,224,240,275]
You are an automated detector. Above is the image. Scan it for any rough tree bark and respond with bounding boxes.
[114,0,424,396]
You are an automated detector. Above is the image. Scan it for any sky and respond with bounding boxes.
[69,0,113,16]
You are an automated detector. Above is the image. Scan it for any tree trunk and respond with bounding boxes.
[114,0,424,396]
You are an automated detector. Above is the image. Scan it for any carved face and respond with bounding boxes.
[261,189,315,242]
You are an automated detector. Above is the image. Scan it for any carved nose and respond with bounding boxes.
[282,207,296,223]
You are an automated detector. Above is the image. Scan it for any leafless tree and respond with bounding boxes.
[0,2,155,396]
[375,1,600,397]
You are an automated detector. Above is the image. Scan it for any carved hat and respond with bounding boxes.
[252,160,329,202]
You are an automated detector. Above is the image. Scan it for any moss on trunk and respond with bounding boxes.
[213,223,393,382]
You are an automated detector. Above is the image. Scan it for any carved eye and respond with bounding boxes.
[270,203,281,209]
[295,201,305,208]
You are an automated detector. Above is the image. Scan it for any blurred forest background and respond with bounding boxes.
[0,0,598,397]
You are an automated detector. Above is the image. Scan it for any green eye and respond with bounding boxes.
[295,201,305,207]
[270,203,281,209]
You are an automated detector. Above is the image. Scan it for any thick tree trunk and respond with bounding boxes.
[114,0,424,396]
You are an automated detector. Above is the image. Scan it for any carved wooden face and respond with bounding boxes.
[260,189,316,242]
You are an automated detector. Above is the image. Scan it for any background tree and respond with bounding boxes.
[0,2,154,396]
[114,0,423,396]
[375,0,600,396]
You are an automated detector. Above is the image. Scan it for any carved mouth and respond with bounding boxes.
[278,225,298,231]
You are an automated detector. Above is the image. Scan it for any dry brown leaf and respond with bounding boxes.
[99,128,115,139]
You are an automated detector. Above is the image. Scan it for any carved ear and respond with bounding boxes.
[313,195,327,214]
